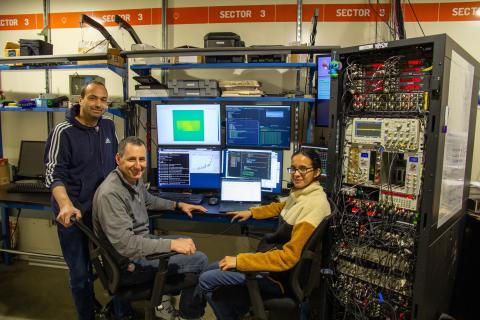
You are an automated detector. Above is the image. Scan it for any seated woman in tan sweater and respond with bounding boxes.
[197,149,331,320]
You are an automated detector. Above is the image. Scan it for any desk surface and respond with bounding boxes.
[0,186,277,227]
[0,185,51,208]
[149,207,277,227]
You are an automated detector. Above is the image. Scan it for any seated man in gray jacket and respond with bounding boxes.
[93,136,208,320]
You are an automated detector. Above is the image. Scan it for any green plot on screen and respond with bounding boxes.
[173,110,205,141]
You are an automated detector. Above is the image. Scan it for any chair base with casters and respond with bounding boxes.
[72,217,198,320]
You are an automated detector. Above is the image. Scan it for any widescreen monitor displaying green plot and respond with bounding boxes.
[156,104,221,145]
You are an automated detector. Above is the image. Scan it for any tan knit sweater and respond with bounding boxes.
[237,181,330,272]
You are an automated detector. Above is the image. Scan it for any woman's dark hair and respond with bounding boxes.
[291,148,322,178]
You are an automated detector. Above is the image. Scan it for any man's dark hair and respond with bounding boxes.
[118,136,145,157]
[80,80,106,98]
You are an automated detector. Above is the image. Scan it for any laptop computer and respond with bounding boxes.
[218,178,262,213]
[7,141,49,193]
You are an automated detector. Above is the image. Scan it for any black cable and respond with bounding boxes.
[407,0,425,36]
[395,0,406,39]
[11,209,22,248]
[368,0,396,37]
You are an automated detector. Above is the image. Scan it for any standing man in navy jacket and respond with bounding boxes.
[44,80,118,320]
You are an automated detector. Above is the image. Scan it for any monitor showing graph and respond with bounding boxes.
[223,148,283,193]
[157,147,221,189]
[156,104,221,146]
[225,105,291,148]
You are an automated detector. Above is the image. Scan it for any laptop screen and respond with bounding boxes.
[221,179,262,202]
[16,141,46,180]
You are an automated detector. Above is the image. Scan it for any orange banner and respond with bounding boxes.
[439,2,480,21]
[324,4,390,22]
[152,8,162,25]
[209,5,276,23]
[302,4,324,22]
[403,3,439,22]
[275,4,297,22]
[91,9,152,26]
[35,14,44,29]
[0,14,37,30]
[168,7,208,25]
[2,2,480,31]
[48,12,87,29]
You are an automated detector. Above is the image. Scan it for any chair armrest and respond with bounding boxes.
[146,251,178,261]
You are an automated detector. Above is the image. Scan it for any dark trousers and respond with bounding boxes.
[134,237,209,319]
[57,222,95,320]
[198,263,283,320]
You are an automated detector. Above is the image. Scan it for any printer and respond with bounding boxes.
[204,32,245,63]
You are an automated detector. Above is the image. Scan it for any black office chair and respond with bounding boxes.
[245,209,335,320]
[72,217,198,320]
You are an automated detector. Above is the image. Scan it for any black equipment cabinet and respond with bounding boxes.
[325,34,479,320]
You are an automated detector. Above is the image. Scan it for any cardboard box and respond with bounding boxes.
[4,42,20,57]
[168,56,204,64]
[0,158,10,185]
[77,48,125,68]
[288,42,308,63]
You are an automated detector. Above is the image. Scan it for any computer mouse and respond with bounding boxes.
[208,197,219,205]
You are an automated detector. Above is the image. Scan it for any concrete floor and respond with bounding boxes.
[0,259,216,320]
[0,218,262,320]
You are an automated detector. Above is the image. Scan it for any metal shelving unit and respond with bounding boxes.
[123,46,335,179]
[0,53,128,158]
[0,63,126,77]
[130,62,316,70]
[131,96,315,103]
[0,107,124,117]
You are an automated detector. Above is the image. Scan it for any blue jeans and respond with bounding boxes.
[57,222,95,320]
[198,263,283,320]
[134,249,208,319]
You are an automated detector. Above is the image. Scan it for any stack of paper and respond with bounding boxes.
[219,80,264,97]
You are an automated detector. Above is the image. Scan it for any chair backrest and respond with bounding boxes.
[73,217,130,295]
[287,199,337,302]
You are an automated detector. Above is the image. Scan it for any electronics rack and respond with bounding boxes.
[326,35,479,320]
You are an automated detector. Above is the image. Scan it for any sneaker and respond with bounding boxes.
[155,296,177,320]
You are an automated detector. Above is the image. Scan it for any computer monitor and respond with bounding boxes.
[16,140,46,180]
[69,75,105,98]
[157,147,221,189]
[299,144,328,181]
[316,55,332,127]
[223,148,283,193]
[225,105,291,149]
[220,178,262,203]
[156,104,221,146]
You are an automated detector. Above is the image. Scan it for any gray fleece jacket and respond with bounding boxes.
[92,167,176,260]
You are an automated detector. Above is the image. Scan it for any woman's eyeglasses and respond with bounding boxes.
[287,167,314,174]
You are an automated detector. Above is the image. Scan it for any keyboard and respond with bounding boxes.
[219,202,260,213]
[151,191,204,205]
[7,182,50,193]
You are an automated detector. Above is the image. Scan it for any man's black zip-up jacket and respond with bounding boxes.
[44,104,118,216]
